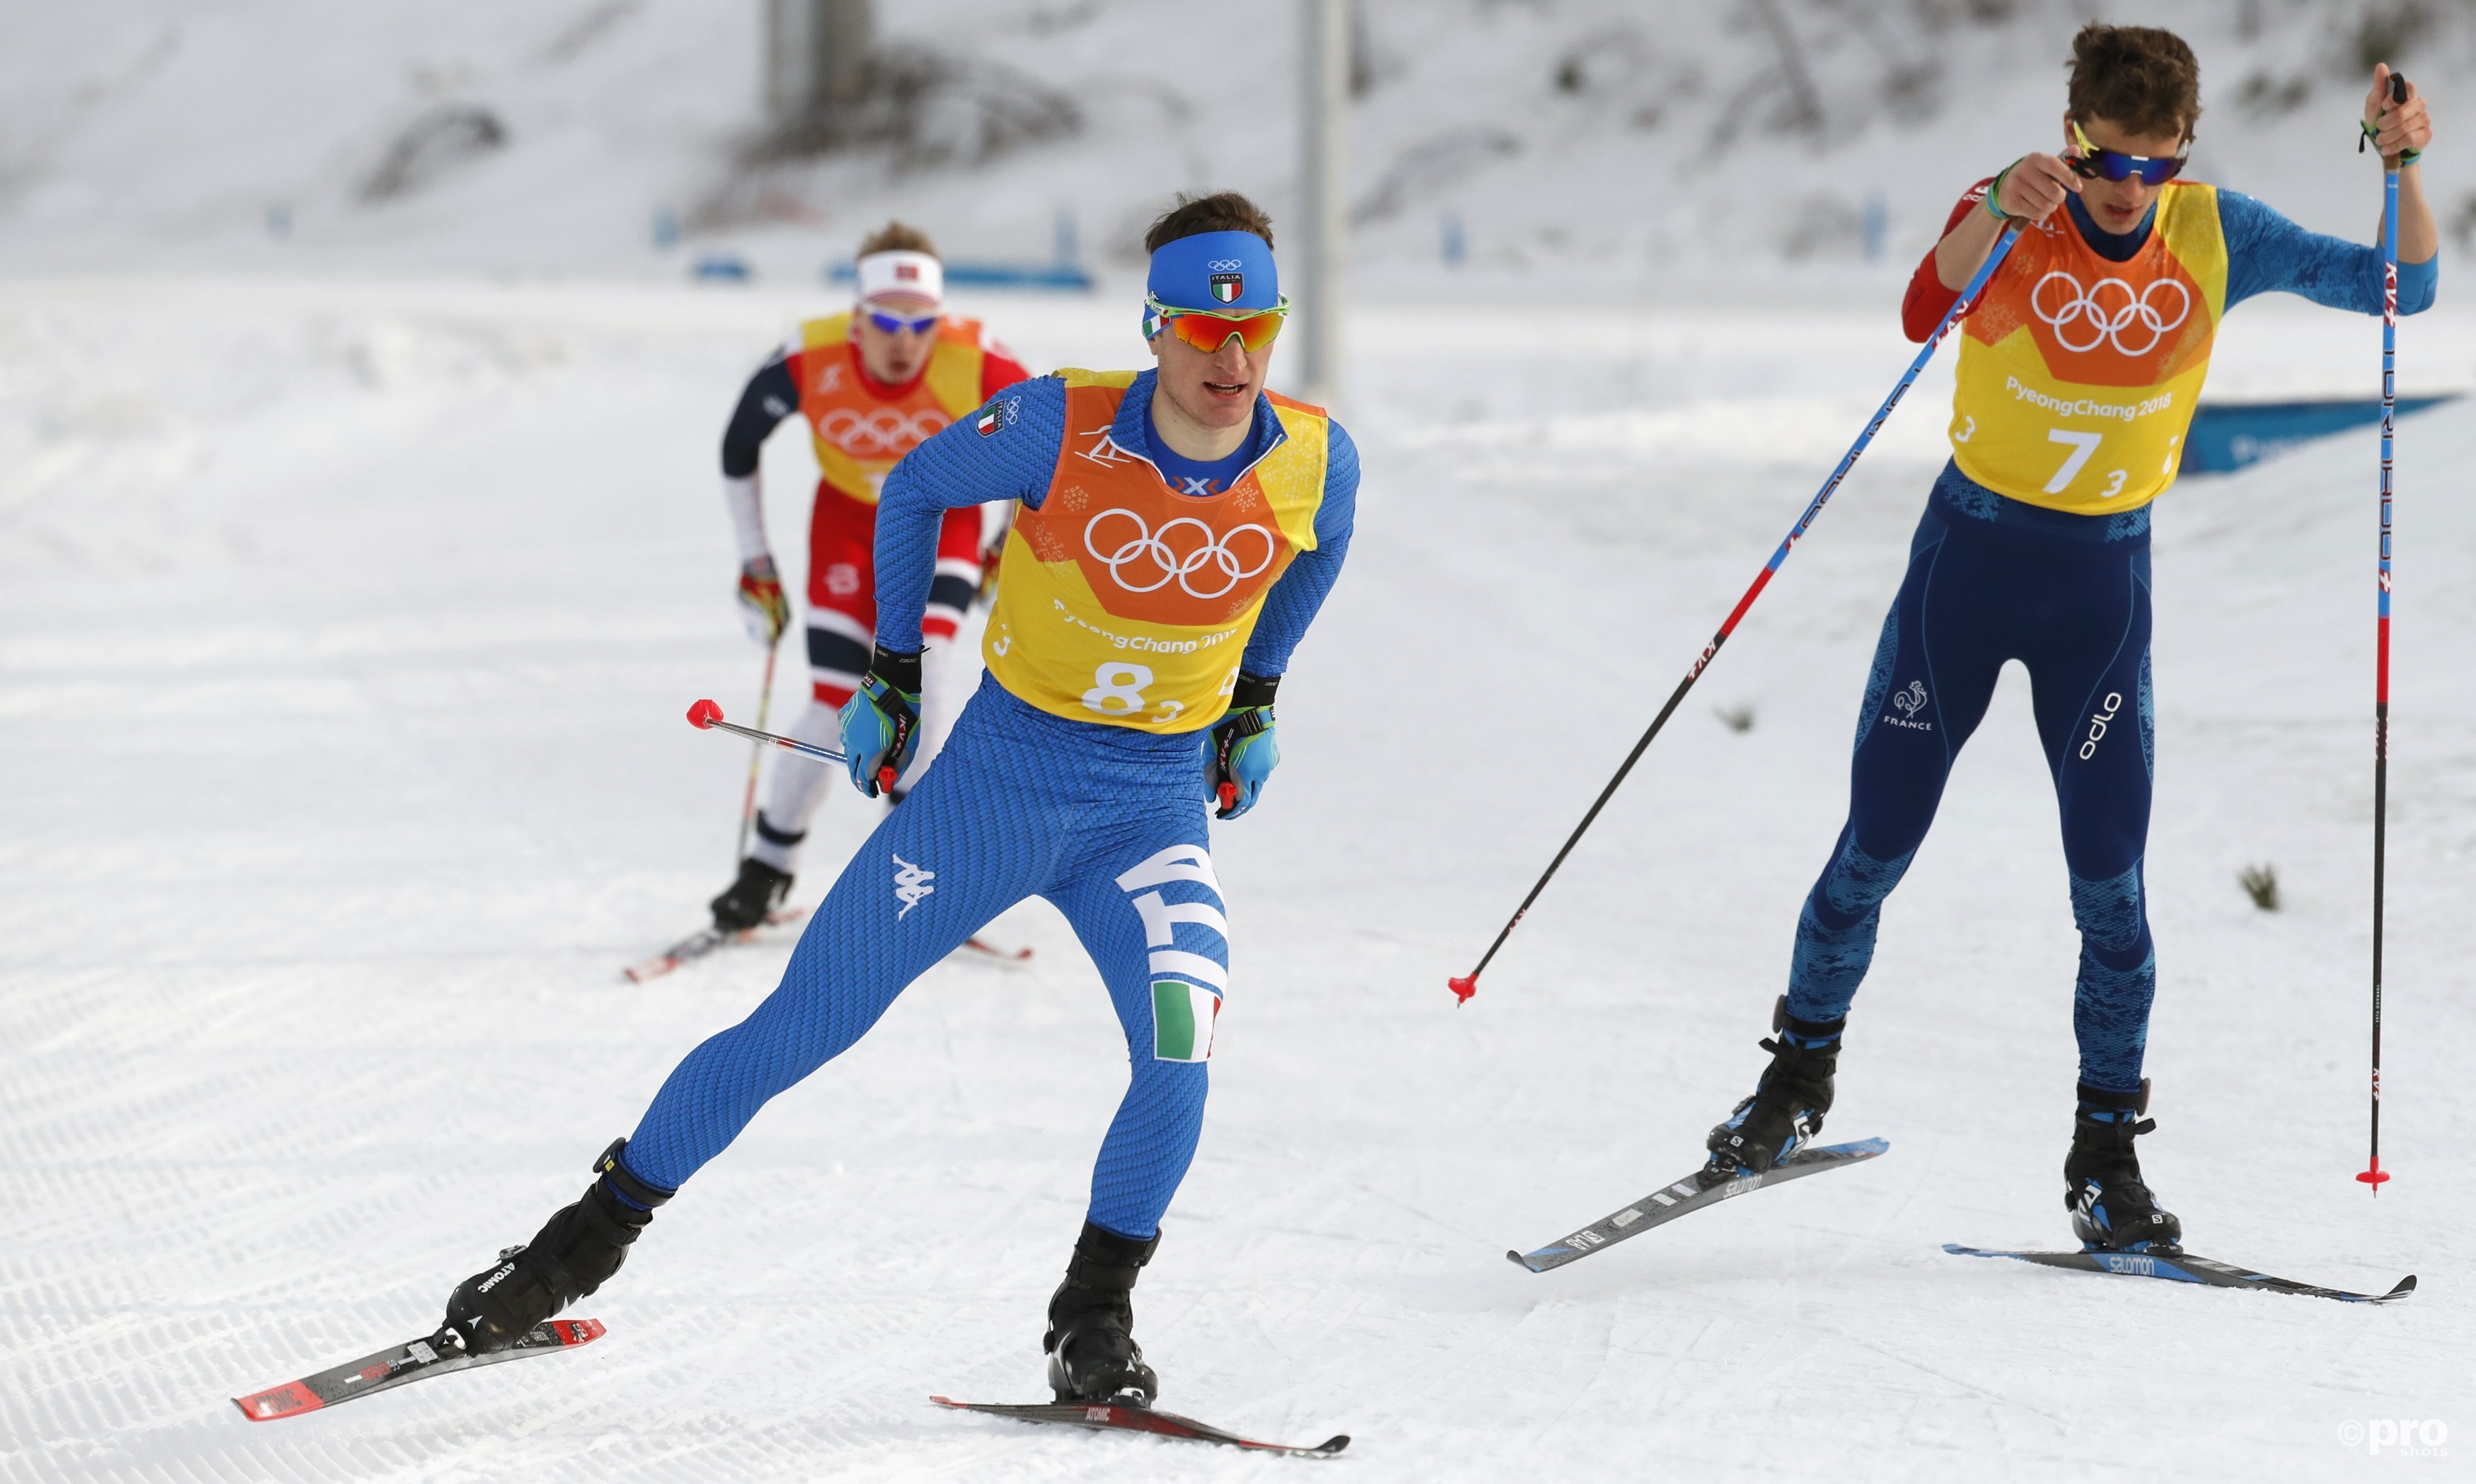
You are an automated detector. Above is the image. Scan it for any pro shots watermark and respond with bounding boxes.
[2338,1418,2448,1457]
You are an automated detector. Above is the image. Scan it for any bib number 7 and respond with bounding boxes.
[2043,429,2102,494]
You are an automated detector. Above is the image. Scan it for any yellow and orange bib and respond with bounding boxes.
[1948,182,2226,514]
[794,313,989,504]
[984,371,1330,734]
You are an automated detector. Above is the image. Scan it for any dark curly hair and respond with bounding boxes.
[1143,192,1274,253]
[2067,24,2202,142]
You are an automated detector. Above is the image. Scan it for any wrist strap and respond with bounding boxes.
[1982,161,2018,222]
[869,643,924,697]
[2361,120,2422,165]
[1231,672,1279,709]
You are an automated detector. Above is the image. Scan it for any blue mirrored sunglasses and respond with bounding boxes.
[864,308,940,335]
[2066,120,2187,185]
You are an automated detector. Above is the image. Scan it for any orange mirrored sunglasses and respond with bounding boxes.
[1143,293,1290,353]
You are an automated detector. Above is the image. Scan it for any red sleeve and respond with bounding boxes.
[980,345,1033,400]
[1901,180,1997,342]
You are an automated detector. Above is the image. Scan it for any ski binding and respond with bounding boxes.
[233,1318,605,1420]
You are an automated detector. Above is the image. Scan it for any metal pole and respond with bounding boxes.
[1296,0,1347,406]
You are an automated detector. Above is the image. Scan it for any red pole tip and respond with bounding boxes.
[878,765,898,792]
[1447,974,1478,1005]
[1217,782,1237,810]
[687,699,724,729]
[2356,1161,2391,1188]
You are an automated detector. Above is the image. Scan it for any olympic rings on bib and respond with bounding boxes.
[1084,509,1277,599]
[2030,271,2192,357]
[813,406,950,456]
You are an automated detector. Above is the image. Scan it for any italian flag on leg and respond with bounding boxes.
[1152,980,1220,1062]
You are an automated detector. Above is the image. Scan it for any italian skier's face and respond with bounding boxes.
[852,293,940,386]
[2067,113,2187,236]
[1147,318,1271,434]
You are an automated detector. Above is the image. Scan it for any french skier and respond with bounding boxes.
[443,192,1357,1405]
[1700,26,2436,1252]
[710,221,1034,932]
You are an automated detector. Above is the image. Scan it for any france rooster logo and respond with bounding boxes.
[1892,680,1928,719]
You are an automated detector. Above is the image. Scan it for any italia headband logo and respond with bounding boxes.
[1206,257,1244,304]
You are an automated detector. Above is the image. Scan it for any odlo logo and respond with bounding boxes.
[2079,691,2124,760]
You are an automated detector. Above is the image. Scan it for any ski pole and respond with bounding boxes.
[733,643,780,864]
[2358,69,2410,1193]
[1447,221,2025,1006]
[687,697,847,765]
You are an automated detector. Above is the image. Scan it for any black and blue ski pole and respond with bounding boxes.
[1450,221,2026,1004]
[2357,69,2410,1193]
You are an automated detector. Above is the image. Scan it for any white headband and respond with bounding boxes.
[855,250,943,306]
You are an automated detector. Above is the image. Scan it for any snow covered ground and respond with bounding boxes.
[6,273,2475,1482]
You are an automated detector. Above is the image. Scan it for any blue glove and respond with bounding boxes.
[1203,673,1280,821]
[838,644,922,799]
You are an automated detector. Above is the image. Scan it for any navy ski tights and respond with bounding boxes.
[1784,468,2157,1094]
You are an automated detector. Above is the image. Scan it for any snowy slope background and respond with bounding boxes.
[5,0,2476,294]
[6,3,2476,1482]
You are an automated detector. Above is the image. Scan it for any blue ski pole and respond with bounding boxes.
[2358,69,2410,1193]
[1450,221,2026,1004]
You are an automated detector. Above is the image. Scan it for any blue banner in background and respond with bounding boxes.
[2181,397,2460,475]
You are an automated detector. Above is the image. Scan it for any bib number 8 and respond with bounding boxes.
[1083,661,1155,715]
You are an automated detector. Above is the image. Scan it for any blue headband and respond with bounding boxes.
[1145,230,1280,313]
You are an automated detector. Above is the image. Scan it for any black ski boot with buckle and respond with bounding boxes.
[2065,1080,2182,1253]
[1044,1219,1161,1405]
[441,1139,671,1353]
[710,854,792,933]
[1703,996,1845,1185]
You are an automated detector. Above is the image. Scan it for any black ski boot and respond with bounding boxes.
[1703,996,1844,1184]
[442,1140,671,1353]
[1044,1220,1160,1405]
[2065,1081,2182,1253]
[710,855,792,933]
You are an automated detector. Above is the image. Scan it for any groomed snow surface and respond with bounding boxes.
[6,281,2474,1482]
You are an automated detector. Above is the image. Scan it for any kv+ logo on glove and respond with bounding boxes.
[839,644,924,799]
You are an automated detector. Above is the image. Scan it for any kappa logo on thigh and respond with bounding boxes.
[1116,845,1228,1062]
[891,852,935,919]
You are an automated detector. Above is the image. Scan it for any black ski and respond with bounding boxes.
[1943,1244,2415,1303]
[1509,1136,1888,1273]
[233,1319,606,1420]
[930,1395,1348,1458]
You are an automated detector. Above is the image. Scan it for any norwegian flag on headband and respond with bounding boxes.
[855,249,944,306]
